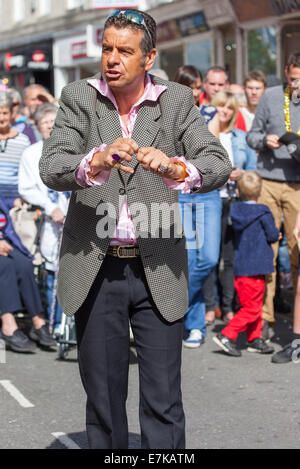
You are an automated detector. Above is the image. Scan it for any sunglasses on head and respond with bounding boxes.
[108,9,154,48]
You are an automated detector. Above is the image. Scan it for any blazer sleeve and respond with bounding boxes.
[39,84,90,191]
[173,87,232,193]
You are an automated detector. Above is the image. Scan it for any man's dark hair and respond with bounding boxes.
[287,52,300,70]
[173,65,202,87]
[244,70,267,87]
[205,66,228,82]
[104,9,156,58]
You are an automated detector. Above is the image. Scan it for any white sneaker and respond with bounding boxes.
[183,329,204,349]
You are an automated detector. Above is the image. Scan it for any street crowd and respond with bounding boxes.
[0,53,300,366]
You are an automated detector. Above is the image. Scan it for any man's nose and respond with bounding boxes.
[107,49,120,64]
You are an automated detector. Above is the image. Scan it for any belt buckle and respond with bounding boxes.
[117,245,136,258]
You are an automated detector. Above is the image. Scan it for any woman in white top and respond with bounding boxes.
[19,103,69,333]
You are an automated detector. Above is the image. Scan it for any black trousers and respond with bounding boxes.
[0,245,43,317]
[75,255,185,449]
[219,198,236,314]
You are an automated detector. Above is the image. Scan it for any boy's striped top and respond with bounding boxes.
[0,133,31,200]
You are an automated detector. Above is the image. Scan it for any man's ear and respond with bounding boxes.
[144,49,157,72]
[284,66,289,81]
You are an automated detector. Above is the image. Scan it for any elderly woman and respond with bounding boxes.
[0,90,31,209]
[18,103,69,334]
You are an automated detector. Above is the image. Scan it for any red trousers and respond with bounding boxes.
[222,276,265,342]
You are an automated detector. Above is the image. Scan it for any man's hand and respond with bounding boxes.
[266,135,283,150]
[90,138,139,176]
[229,168,244,181]
[136,147,184,180]
[50,207,65,224]
[13,198,24,209]
[0,240,13,257]
[293,210,300,241]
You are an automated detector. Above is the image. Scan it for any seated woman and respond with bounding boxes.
[0,194,55,352]
[18,103,69,334]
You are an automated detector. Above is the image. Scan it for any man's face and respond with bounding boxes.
[203,71,228,102]
[25,87,45,115]
[244,80,265,107]
[285,65,300,96]
[101,26,156,91]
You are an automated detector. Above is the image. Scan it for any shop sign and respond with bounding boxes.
[157,11,209,44]
[92,0,138,8]
[4,52,25,71]
[27,49,50,70]
[270,0,300,14]
[71,41,87,59]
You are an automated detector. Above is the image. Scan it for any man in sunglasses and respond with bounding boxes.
[40,9,230,449]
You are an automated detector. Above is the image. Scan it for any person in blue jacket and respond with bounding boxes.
[0,194,55,352]
[213,171,280,356]
[205,90,257,325]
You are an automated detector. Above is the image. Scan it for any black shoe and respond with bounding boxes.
[29,324,56,347]
[247,338,274,354]
[271,342,300,364]
[213,333,241,357]
[0,329,36,353]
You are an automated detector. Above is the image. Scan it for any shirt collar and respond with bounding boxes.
[87,73,167,112]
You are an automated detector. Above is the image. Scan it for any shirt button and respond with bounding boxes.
[119,188,126,195]
[98,253,105,261]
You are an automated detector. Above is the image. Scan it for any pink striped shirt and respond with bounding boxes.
[75,74,202,245]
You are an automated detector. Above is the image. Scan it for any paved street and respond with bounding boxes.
[0,312,299,450]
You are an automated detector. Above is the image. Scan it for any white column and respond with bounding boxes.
[54,67,68,99]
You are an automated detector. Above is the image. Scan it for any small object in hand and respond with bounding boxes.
[158,165,168,174]
[114,162,121,170]
[298,240,300,252]
[112,152,121,162]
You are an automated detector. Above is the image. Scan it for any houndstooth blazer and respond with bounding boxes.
[39,73,231,322]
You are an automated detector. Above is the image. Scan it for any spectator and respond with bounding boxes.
[247,52,300,340]
[241,70,267,132]
[150,68,169,80]
[22,84,57,142]
[7,87,37,144]
[200,66,247,131]
[18,103,69,334]
[213,171,279,356]
[207,91,257,325]
[0,91,31,209]
[0,193,56,352]
[174,65,223,348]
[272,210,300,363]
[229,83,247,108]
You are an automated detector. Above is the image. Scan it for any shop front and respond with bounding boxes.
[53,26,104,98]
[230,0,300,81]
[0,41,53,93]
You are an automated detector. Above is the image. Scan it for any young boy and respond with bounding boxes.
[213,171,280,357]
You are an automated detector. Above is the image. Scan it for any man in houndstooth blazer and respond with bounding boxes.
[40,9,231,450]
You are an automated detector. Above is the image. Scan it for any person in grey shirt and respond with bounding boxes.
[247,52,300,339]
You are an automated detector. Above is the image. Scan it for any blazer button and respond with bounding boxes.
[119,188,126,195]
[98,253,105,261]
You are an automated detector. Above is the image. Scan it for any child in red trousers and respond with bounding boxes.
[213,171,281,357]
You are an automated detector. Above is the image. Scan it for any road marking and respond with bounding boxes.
[0,380,34,408]
[51,432,81,449]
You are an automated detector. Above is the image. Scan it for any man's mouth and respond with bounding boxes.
[105,70,122,79]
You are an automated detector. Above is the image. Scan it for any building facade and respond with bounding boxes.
[0,0,299,97]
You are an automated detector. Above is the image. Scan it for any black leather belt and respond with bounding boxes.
[107,245,140,258]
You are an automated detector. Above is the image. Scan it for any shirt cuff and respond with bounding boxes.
[163,156,202,193]
[75,144,111,187]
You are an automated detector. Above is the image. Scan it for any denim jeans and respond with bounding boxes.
[179,190,222,336]
[46,270,62,329]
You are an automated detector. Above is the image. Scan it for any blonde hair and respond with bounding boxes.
[211,91,239,132]
[237,171,262,201]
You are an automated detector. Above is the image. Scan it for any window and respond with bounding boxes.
[40,0,51,15]
[186,39,212,77]
[13,0,25,22]
[67,0,84,9]
[160,46,184,81]
[248,26,277,77]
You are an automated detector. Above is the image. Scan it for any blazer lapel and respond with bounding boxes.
[95,97,123,146]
